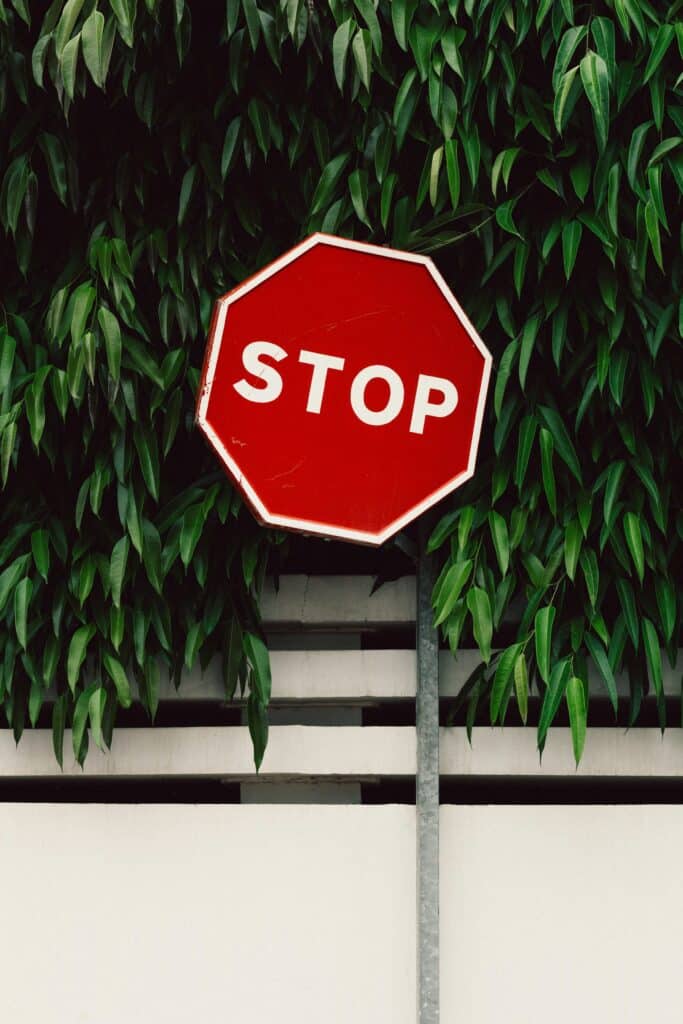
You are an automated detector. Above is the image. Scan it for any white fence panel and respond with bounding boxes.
[0,804,415,1024]
[441,805,683,1024]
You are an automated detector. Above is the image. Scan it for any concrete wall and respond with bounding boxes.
[443,805,683,1024]
[0,805,415,1024]
[1,802,682,1023]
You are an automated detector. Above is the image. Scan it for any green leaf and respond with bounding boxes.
[143,658,160,722]
[580,51,609,151]
[179,505,205,568]
[534,605,556,685]
[244,632,271,705]
[615,578,638,649]
[494,338,518,418]
[223,617,243,700]
[644,197,663,270]
[538,658,571,753]
[563,519,582,581]
[0,332,16,393]
[580,548,599,609]
[98,307,122,383]
[655,578,676,645]
[488,511,510,576]
[110,535,130,608]
[67,624,95,695]
[643,24,675,84]
[380,172,397,230]
[0,155,30,235]
[647,137,682,169]
[221,117,241,178]
[39,133,69,206]
[627,121,652,192]
[607,163,620,235]
[52,695,67,768]
[539,428,557,516]
[514,414,537,491]
[103,651,133,708]
[623,511,645,583]
[490,643,522,723]
[32,33,52,88]
[133,425,160,501]
[89,686,107,750]
[1,422,17,487]
[433,559,472,627]
[14,576,32,649]
[0,555,29,616]
[353,0,382,56]
[393,69,419,151]
[110,0,135,47]
[566,676,587,764]
[55,0,85,57]
[553,65,582,134]
[352,29,372,90]
[25,367,50,449]
[178,165,197,225]
[537,405,582,484]
[561,220,582,279]
[444,138,460,208]
[184,621,203,670]
[552,26,587,91]
[428,147,443,208]
[242,0,260,49]
[641,618,663,699]
[310,153,350,215]
[466,587,492,664]
[514,652,528,724]
[603,460,625,527]
[585,633,618,713]
[247,690,268,771]
[70,283,96,346]
[81,8,105,87]
[349,168,371,226]
[591,17,615,84]
[391,0,413,51]
[496,198,522,239]
[60,32,80,101]
[72,684,97,764]
[518,313,540,390]
[332,18,355,90]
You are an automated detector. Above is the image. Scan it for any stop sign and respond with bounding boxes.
[196,234,491,545]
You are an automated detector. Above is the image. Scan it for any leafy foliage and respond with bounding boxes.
[1,0,681,766]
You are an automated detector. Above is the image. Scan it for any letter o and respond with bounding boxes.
[350,365,405,427]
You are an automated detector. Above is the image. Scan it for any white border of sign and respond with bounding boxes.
[196,233,492,546]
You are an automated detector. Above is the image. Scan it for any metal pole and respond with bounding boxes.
[416,517,439,1024]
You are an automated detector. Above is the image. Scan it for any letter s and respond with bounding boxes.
[233,341,287,404]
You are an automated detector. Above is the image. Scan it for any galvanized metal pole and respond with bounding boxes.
[416,517,439,1024]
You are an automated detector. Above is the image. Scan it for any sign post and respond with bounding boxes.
[196,233,492,1021]
[417,516,440,1024]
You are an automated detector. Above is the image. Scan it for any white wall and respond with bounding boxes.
[3,802,683,1023]
[0,805,415,1024]
[442,806,683,1024]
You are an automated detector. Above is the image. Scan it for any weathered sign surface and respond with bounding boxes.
[196,234,491,544]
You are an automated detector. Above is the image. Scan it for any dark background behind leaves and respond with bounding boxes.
[0,0,680,768]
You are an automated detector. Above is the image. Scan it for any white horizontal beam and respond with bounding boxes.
[170,647,680,702]
[0,726,414,779]
[167,649,480,701]
[441,727,683,777]
[261,574,416,627]
[3,725,683,779]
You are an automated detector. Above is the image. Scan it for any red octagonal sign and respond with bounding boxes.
[196,234,492,545]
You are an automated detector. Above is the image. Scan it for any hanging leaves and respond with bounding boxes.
[0,0,679,770]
